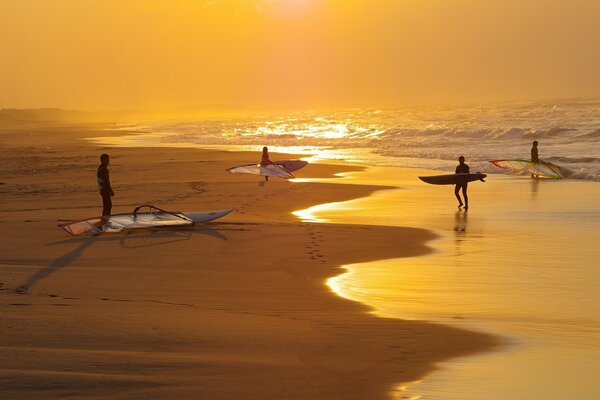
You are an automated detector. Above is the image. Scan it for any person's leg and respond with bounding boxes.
[102,192,112,216]
[454,184,463,208]
[462,184,469,209]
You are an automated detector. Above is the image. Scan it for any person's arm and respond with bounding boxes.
[107,171,114,196]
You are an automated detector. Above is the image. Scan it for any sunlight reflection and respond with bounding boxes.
[291,171,351,184]
[251,122,351,139]
[326,265,373,302]
[292,200,358,223]
[293,166,600,400]
[292,203,332,223]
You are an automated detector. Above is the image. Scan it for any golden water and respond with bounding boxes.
[294,166,600,399]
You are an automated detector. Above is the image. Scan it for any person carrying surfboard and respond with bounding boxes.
[97,153,115,216]
[260,146,275,181]
[455,156,470,210]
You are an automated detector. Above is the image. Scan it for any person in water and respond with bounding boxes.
[455,155,470,210]
[97,153,114,216]
[260,146,274,181]
[531,140,539,163]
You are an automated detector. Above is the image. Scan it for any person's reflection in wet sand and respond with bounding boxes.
[530,178,540,200]
[453,210,468,254]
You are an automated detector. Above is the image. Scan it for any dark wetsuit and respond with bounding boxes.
[455,163,470,208]
[531,146,539,163]
[97,164,113,216]
[456,163,470,175]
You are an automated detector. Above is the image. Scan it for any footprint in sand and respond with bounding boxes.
[303,224,328,263]
[99,297,132,302]
[15,286,28,294]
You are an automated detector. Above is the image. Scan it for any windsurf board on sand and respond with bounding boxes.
[419,172,487,185]
[489,159,572,179]
[226,159,308,179]
[59,205,233,235]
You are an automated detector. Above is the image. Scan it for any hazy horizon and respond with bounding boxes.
[2,0,600,110]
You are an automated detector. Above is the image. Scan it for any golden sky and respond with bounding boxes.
[1,0,599,110]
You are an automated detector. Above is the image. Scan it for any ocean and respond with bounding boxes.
[94,98,600,181]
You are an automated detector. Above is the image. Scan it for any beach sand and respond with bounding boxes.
[0,123,497,399]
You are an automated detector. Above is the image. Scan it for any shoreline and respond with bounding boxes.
[291,163,600,399]
[0,123,498,399]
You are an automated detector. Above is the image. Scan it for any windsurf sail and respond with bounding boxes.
[227,163,294,179]
[489,159,571,179]
[59,205,194,235]
[490,159,532,173]
[60,217,106,235]
[274,160,308,172]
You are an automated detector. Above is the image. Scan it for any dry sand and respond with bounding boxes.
[0,122,497,399]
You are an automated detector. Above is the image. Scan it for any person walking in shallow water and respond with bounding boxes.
[455,155,470,210]
[260,146,274,181]
[97,153,114,216]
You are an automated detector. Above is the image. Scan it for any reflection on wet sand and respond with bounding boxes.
[295,166,600,400]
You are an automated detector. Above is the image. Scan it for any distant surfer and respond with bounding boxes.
[260,146,274,181]
[531,140,539,163]
[97,153,114,216]
[455,156,469,210]
[530,140,540,178]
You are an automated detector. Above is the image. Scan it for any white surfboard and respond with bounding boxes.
[227,159,308,179]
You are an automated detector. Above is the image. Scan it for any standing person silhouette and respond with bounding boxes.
[531,140,539,163]
[97,153,114,216]
[531,140,540,178]
[260,146,274,181]
[455,156,470,210]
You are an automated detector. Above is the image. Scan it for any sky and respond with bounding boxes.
[1,0,600,110]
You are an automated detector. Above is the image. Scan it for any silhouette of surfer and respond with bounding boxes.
[260,146,274,181]
[97,153,114,216]
[531,140,539,163]
[531,140,540,178]
[455,156,470,210]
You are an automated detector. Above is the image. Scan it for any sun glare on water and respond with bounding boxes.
[249,122,351,139]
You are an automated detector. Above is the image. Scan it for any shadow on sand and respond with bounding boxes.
[16,224,229,294]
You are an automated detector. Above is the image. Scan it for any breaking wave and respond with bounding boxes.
[126,99,600,181]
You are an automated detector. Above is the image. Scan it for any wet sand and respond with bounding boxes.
[0,123,497,399]
[295,165,600,399]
